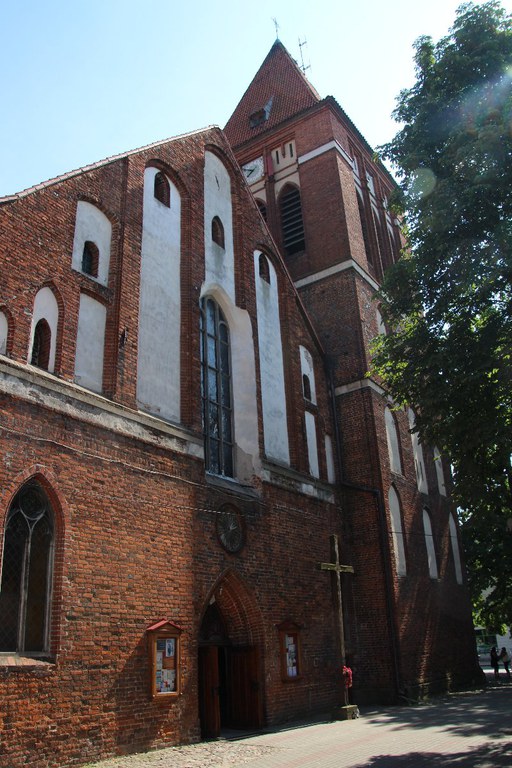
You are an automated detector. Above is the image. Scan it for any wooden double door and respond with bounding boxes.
[198,644,263,738]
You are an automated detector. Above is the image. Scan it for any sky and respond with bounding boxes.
[1,0,511,197]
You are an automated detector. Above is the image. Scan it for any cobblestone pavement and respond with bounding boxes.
[83,673,512,768]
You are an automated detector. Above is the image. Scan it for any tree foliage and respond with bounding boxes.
[372,2,512,630]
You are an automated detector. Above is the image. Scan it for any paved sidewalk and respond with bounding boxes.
[84,676,511,768]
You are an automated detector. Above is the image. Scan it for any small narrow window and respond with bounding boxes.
[275,151,280,166]
[389,486,407,576]
[385,407,402,474]
[258,253,270,283]
[81,241,99,277]
[289,143,294,157]
[449,513,463,584]
[0,310,8,355]
[211,216,225,249]
[423,509,438,579]
[302,374,312,401]
[154,172,170,207]
[31,319,51,370]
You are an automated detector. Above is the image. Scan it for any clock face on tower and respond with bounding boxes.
[242,156,264,183]
[216,507,244,554]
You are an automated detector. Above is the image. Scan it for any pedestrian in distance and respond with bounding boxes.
[499,647,511,680]
[490,646,500,680]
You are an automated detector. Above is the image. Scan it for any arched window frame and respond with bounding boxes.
[81,240,99,278]
[200,296,234,478]
[408,409,428,494]
[0,481,55,654]
[422,508,439,579]
[356,190,376,275]
[31,318,52,370]
[385,407,402,474]
[449,513,463,584]
[388,486,407,576]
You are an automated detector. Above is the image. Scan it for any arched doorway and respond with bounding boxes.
[198,571,264,738]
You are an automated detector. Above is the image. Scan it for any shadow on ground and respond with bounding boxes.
[351,741,511,767]
[361,684,512,740]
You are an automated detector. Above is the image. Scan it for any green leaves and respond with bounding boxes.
[372,1,512,628]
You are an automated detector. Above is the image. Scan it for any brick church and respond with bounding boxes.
[0,40,479,767]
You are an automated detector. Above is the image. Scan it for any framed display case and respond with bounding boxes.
[277,620,302,681]
[147,619,183,699]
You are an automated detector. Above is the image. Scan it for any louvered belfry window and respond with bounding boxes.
[279,185,305,255]
[0,482,55,654]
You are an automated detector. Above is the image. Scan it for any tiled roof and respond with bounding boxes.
[224,40,321,149]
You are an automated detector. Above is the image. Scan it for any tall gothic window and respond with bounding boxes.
[279,184,305,255]
[423,508,439,579]
[0,482,55,653]
[384,407,402,474]
[200,297,234,477]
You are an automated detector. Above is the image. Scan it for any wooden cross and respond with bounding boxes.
[319,534,354,703]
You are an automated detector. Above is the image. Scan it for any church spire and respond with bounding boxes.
[224,40,321,149]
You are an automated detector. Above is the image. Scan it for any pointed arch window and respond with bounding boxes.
[200,297,234,477]
[423,508,438,579]
[154,171,170,207]
[449,513,463,584]
[279,185,305,255]
[356,191,377,276]
[408,409,428,494]
[385,407,402,474]
[31,319,52,370]
[81,240,99,277]
[388,486,407,576]
[211,216,225,249]
[0,482,55,653]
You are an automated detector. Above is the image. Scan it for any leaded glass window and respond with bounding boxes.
[0,482,55,653]
[200,298,234,477]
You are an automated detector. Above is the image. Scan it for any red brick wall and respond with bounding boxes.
[0,128,348,767]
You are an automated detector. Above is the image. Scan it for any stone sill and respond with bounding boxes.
[0,653,55,669]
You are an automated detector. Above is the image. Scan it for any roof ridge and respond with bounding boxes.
[0,125,219,202]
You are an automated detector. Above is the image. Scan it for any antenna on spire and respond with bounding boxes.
[272,17,280,40]
[298,37,311,74]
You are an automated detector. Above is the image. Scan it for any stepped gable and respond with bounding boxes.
[224,39,321,149]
